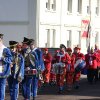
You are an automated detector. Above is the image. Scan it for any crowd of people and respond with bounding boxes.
[0,33,100,100]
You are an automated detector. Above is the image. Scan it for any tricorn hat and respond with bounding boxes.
[9,41,18,47]
[28,39,35,45]
[22,37,30,44]
[0,33,4,39]
[60,44,66,50]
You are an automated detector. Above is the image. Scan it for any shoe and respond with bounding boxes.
[74,85,79,89]
[58,90,63,94]
[33,97,35,100]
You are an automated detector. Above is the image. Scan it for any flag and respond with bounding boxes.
[81,20,90,38]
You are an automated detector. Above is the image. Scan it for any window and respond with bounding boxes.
[51,0,56,11]
[45,29,56,47]
[95,0,99,16]
[77,31,81,47]
[73,31,80,47]
[86,0,90,14]
[95,32,99,44]
[66,30,72,47]
[96,7,99,15]
[46,29,50,47]
[87,6,90,14]
[51,29,56,47]
[77,0,82,14]
[46,0,50,10]
[67,0,72,13]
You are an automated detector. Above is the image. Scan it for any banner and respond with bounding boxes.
[81,20,90,38]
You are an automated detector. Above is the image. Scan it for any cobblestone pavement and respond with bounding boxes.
[5,75,100,100]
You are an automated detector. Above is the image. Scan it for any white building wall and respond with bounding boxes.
[0,0,100,53]
[39,0,100,53]
[0,0,29,46]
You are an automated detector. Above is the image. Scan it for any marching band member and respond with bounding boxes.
[0,33,12,100]
[66,48,75,91]
[94,44,100,80]
[53,44,67,93]
[24,39,44,100]
[7,41,24,100]
[49,50,59,86]
[85,47,98,84]
[21,37,30,99]
[73,47,85,89]
[42,48,52,85]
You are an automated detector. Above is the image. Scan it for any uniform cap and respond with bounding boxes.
[28,39,35,45]
[9,41,18,47]
[66,48,72,52]
[44,48,48,51]
[60,44,66,49]
[0,33,3,39]
[22,37,30,44]
[74,47,81,50]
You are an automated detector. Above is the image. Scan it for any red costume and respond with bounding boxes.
[85,51,98,83]
[43,48,52,83]
[66,48,75,90]
[53,50,68,92]
[73,47,85,89]
[50,50,59,84]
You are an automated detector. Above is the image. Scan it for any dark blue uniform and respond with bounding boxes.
[24,48,44,100]
[7,52,24,100]
[0,46,12,100]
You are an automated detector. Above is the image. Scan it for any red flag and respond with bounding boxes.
[81,20,90,38]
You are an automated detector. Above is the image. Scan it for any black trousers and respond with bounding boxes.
[87,69,98,83]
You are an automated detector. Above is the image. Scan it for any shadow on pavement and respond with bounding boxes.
[38,76,100,98]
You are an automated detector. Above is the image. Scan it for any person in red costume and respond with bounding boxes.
[53,44,68,93]
[73,47,85,89]
[94,44,100,80]
[66,48,75,91]
[85,47,98,84]
[42,48,52,85]
[50,50,59,86]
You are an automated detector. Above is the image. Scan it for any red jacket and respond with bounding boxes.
[53,52,67,63]
[85,53,97,69]
[95,50,100,67]
[43,53,52,68]
[68,54,76,72]
[73,52,85,62]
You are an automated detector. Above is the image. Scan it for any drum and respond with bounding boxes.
[74,59,86,73]
[52,63,65,74]
[25,69,37,75]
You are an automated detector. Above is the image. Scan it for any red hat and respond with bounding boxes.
[44,48,48,51]
[74,47,81,50]
[66,48,72,52]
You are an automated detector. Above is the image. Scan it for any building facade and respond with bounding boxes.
[0,0,100,53]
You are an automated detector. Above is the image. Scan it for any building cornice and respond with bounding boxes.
[0,21,29,25]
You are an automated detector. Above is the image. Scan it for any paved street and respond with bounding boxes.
[5,75,100,100]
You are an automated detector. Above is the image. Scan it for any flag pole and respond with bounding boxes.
[89,0,92,49]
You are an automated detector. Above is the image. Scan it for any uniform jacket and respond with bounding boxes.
[85,53,97,69]
[0,46,12,78]
[28,48,45,71]
[11,52,24,80]
[43,52,52,68]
